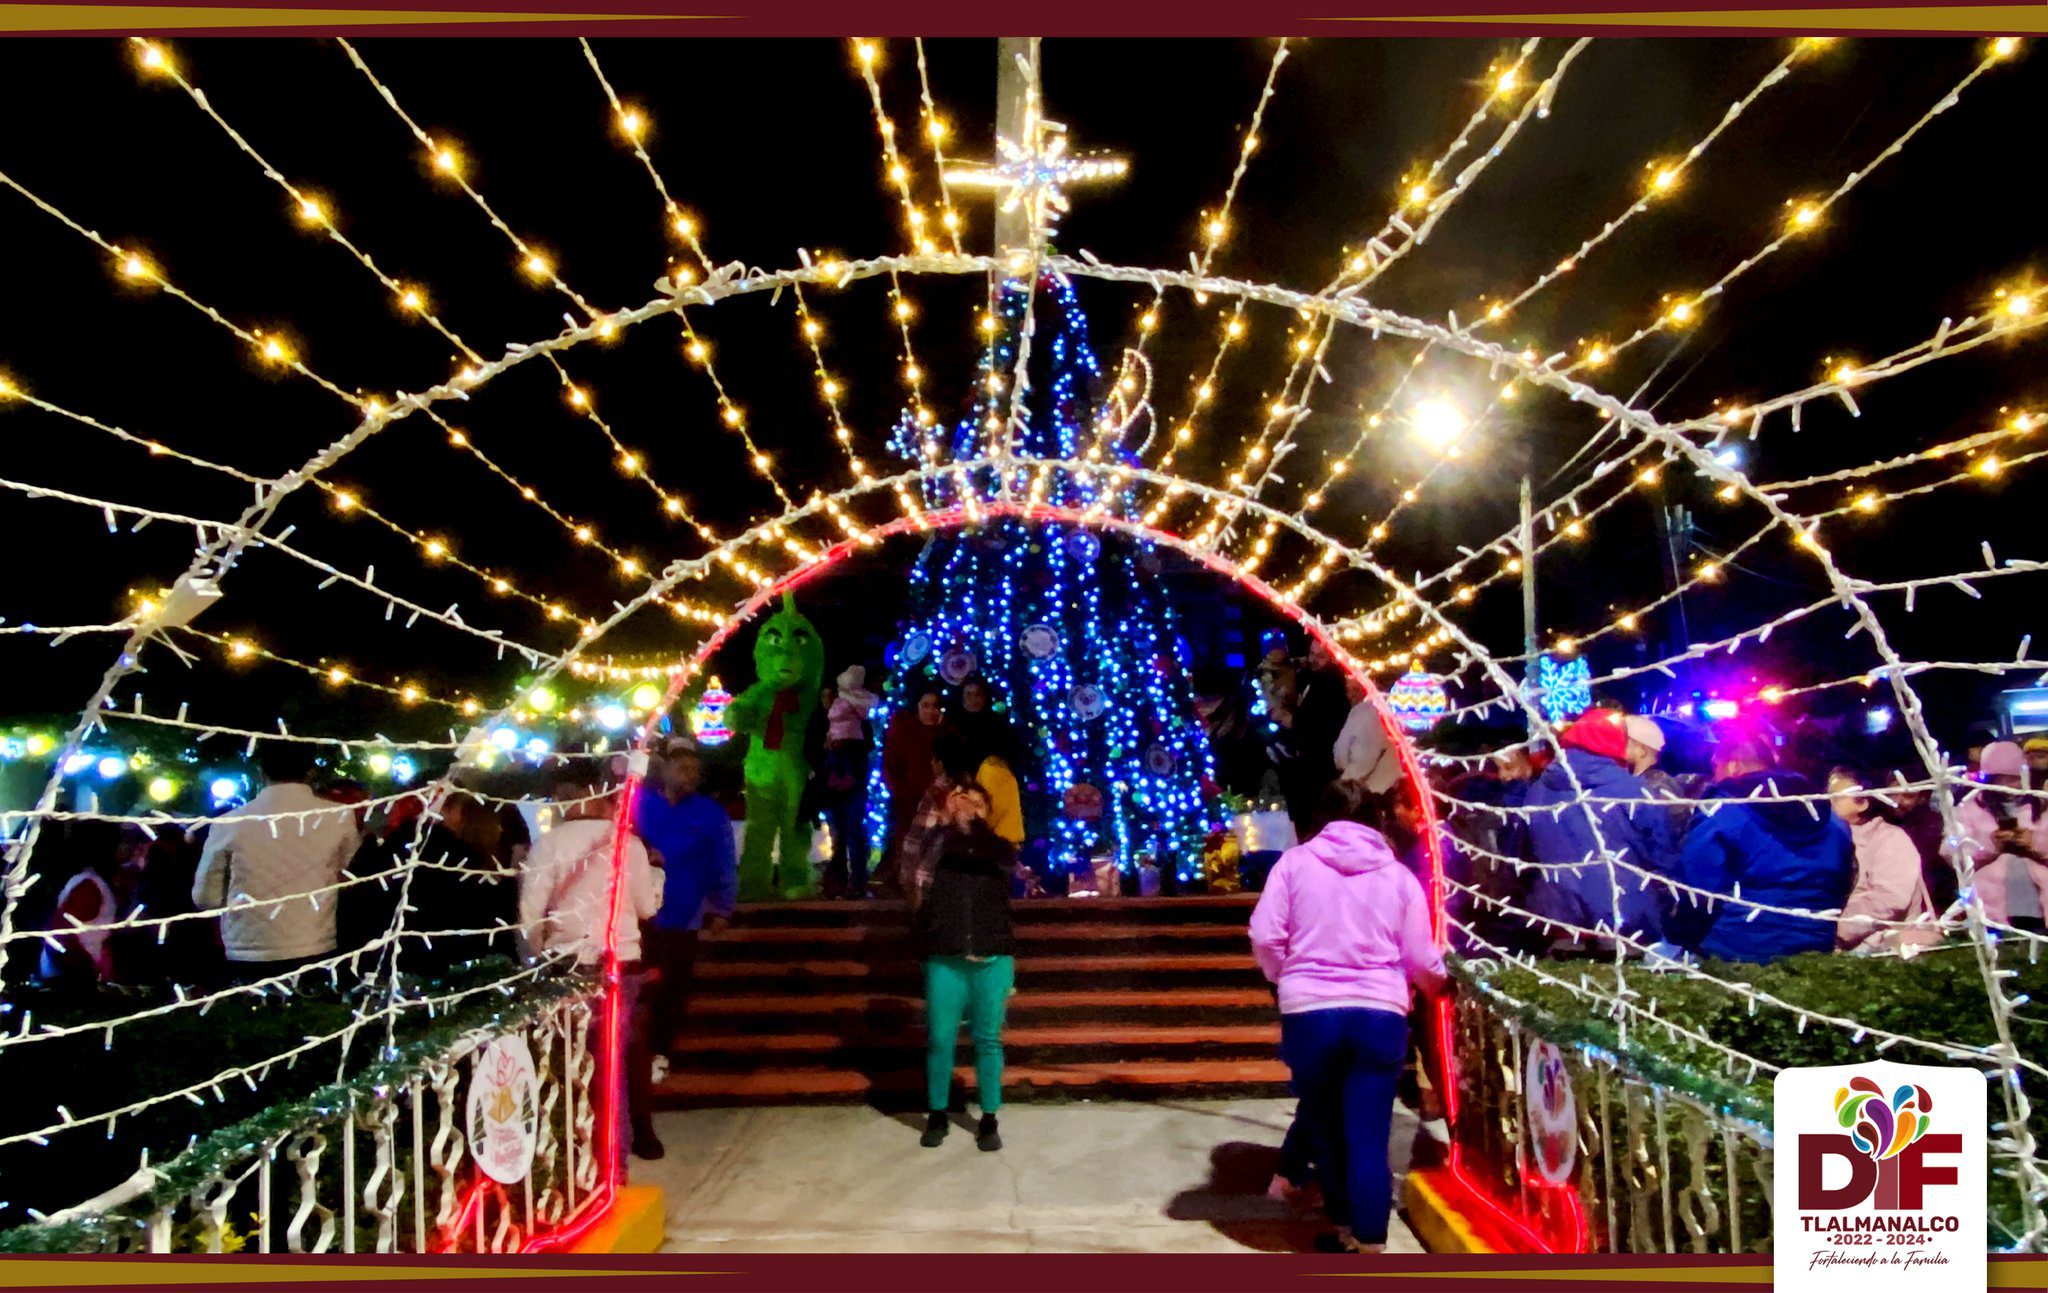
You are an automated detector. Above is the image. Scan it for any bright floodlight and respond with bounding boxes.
[1411,399,1468,454]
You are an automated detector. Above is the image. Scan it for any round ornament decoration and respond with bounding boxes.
[939,646,979,686]
[690,679,734,747]
[465,1035,540,1185]
[1019,623,1061,660]
[900,631,932,667]
[1386,666,1450,733]
[1523,1039,1578,1186]
[1063,782,1105,820]
[1137,547,1164,576]
[1070,683,1108,721]
[1144,742,1176,776]
[1065,530,1101,563]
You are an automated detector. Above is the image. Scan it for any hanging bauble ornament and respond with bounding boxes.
[690,678,734,747]
[1020,623,1061,659]
[939,646,979,686]
[1070,683,1108,721]
[1063,782,1105,820]
[1144,742,1176,776]
[1066,530,1101,563]
[1386,666,1450,733]
[900,631,932,667]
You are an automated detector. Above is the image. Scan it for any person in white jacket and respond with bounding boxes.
[519,760,666,1161]
[1332,677,1403,795]
[192,743,360,982]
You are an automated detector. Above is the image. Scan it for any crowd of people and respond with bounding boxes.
[12,639,2045,1237]
[1437,708,2048,962]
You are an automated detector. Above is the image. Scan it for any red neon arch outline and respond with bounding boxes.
[578,499,1578,1253]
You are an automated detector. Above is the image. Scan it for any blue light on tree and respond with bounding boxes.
[866,272,1222,881]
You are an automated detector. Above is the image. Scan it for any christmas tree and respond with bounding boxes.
[863,273,1224,885]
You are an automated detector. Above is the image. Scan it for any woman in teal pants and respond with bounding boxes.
[911,781,1016,1152]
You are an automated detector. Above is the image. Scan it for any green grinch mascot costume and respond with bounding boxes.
[724,592,825,902]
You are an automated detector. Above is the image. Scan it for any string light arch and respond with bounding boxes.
[0,34,2041,1253]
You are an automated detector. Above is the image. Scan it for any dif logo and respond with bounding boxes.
[1774,1062,1984,1292]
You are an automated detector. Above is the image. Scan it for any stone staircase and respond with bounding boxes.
[655,895,1291,1108]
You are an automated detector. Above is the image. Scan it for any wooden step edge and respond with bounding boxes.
[695,954,1258,978]
[670,1023,1284,1053]
[654,1058,1293,1099]
[682,987,1278,1014]
[714,923,1250,944]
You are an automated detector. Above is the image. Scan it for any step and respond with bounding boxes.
[672,1022,1282,1054]
[695,954,1258,979]
[709,921,1252,946]
[727,895,1257,929]
[682,986,1276,1017]
[665,1022,1285,1070]
[652,1057,1293,1106]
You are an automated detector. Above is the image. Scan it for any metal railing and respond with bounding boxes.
[27,991,601,1254]
[1446,988,1775,1253]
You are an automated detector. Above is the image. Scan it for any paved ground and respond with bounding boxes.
[636,1098,1423,1253]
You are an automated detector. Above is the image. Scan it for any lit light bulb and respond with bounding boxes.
[1649,167,1679,194]
[138,41,169,72]
[1496,67,1519,93]
[1205,216,1227,241]
[1405,182,1430,207]
[327,666,349,685]
[1990,36,2020,58]
[296,196,325,223]
[1410,399,1467,454]
[120,253,150,280]
[619,107,645,138]
[523,253,551,278]
[1790,203,1821,231]
[433,145,461,176]
[399,286,425,312]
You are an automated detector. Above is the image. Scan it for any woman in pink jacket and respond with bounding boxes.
[1249,788,1447,1254]
[1829,768,1937,952]
[1949,741,2048,933]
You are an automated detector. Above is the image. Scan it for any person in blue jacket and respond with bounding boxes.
[1672,738,1853,963]
[1523,710,1682,945]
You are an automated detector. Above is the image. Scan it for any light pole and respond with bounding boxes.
[1519,472,1539,667]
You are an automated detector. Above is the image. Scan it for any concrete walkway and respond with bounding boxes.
[637,1098,1422,1253]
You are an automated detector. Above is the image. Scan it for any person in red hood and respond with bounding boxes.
[1522,710,1682,946]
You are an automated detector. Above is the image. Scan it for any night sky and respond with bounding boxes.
[0,36,2039,758]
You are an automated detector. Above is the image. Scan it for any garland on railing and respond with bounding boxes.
[0,961,595,1255]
